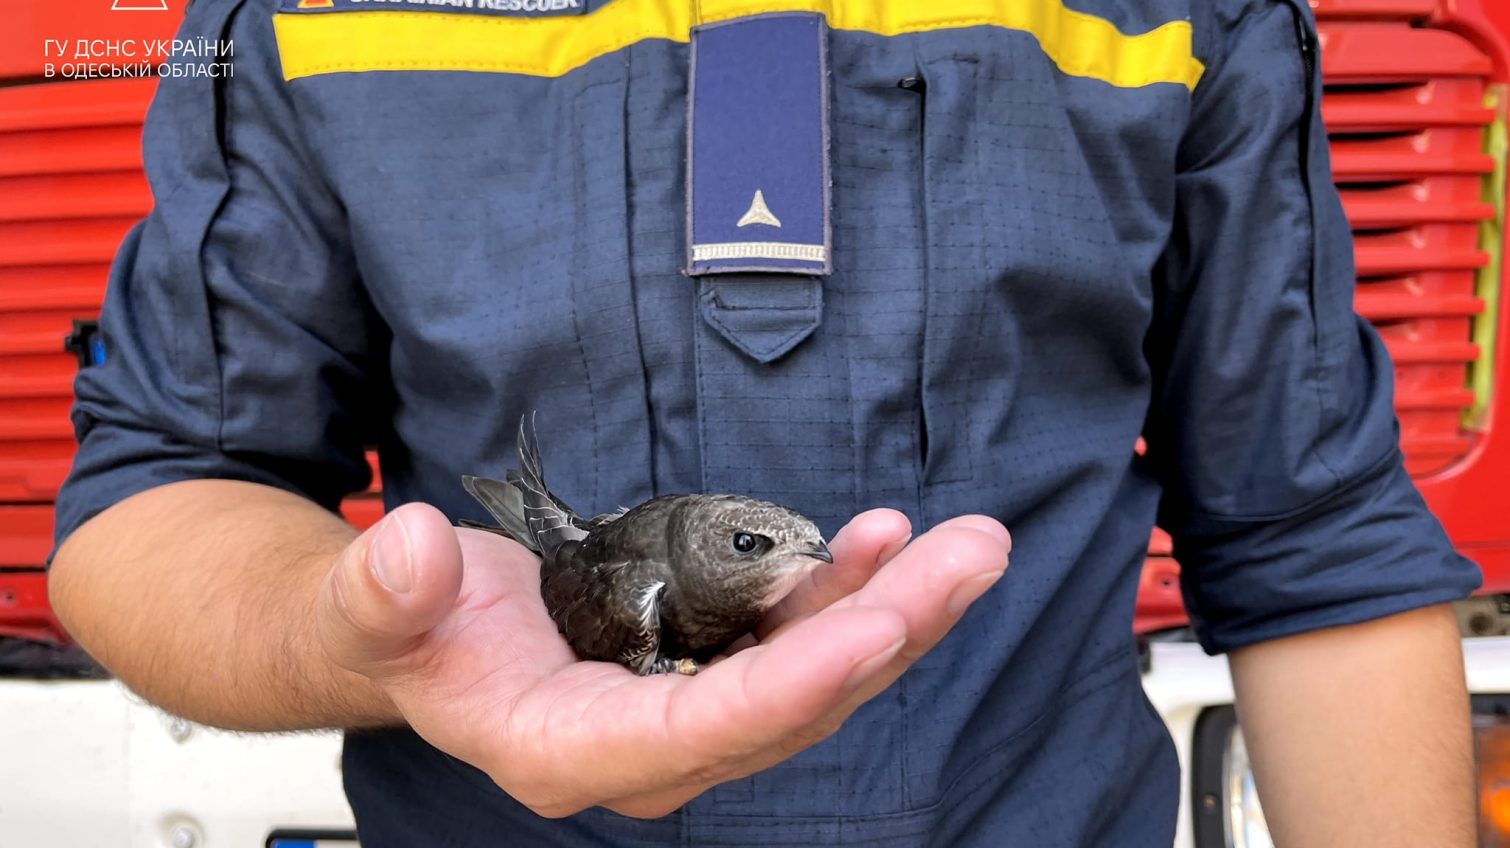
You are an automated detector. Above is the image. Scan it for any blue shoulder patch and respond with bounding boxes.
[687,14,831,276]
[278,0,588,18]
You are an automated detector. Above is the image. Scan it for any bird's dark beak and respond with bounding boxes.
[805,542,833,563]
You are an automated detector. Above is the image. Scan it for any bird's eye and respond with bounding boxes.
[731,532,761,554]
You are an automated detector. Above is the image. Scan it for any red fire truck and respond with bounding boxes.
[2,1,1508,846]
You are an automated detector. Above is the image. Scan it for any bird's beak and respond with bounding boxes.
[804,542,833,563]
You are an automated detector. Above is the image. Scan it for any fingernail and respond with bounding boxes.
[946,571,1003,616]
[370,513,414,594]
[844,636,906,692]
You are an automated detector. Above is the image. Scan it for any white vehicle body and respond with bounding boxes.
[2,636,1506,847]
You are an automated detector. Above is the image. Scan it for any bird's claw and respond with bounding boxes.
[647,657,702,676]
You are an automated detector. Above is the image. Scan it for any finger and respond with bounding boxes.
[650,607,906,781]
[317,503,465,678]
[702,521,1009,783]
[757,508,912,638]
[931,514,1012,552]
[822,521,1008,702]
[500,606,906,815]
[455,526,544,597]
[837,520,1009,625]
[692,520,1009,786]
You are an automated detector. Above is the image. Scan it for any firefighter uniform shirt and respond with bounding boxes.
[53,0,1482,844]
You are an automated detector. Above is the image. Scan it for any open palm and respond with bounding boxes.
[317,503,1010,818]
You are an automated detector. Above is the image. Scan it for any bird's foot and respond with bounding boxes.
[647,657,701,676]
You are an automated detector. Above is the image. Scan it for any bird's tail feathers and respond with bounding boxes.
[515,411,549,499]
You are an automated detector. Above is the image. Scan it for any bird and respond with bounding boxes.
[461,414,834,675]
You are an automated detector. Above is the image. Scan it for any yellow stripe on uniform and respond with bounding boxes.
[271,0,1205,90]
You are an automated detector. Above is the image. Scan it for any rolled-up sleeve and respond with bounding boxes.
[52,0,386,552]
[1145,0,1482,654]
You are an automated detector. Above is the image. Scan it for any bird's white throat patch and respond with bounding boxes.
[761,553,825,608]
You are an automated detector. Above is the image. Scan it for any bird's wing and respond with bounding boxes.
[542,557,665,673]
[622,579,666,674]
[460,476,538,550]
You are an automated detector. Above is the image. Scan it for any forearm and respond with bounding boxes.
[1229,604,1474,847]
[49,479,398,731]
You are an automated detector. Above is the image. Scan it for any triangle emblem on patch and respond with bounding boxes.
[736,190,782,228]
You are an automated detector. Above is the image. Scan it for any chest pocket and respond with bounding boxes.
[288,50,656,518]
[910,27,1190,504]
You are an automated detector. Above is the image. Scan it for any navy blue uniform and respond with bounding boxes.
[54,0,1481,844]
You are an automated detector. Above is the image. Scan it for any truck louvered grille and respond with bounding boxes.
[0,81,152,512]
[1322,6,1495,475]
[1134,0,1508,631]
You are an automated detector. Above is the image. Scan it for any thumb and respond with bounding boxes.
[317,502,464,679]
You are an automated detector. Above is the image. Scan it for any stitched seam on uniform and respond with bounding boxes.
[621,54,661,502]
[901,44,924,810]
[278,41,1196,88]
[928,57,981,486]
[694,281,713,494]
[271,3,1205,88]
[709,292,815,312]
[570,77,618,511]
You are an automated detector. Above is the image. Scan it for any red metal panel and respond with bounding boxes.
[0,444,76,503]
[0,80,155,133]
[0,506,55,568]
[1324,81,1491,133]
[0,353,77,400]
[1352,223,1487,275]
[0,218,140,267]
[342,495,386,532]
[1319,23,1493,82]
[1331,130,1494,180]
[0,506,64,642]
[0,126,145,179]
[0,570,63,644]
[0,265,110,312]
[1409,0,1510,586]
[1338,177,1492,228]
[1311,0,1437,19]
[0,397,73,441]
[0,172,152,223]
[1355,271,1484,321]
[1135,557,1187,634]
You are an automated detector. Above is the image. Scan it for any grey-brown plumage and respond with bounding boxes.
[462,415,833,674]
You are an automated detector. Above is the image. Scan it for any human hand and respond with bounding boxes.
[315,502,1010,818]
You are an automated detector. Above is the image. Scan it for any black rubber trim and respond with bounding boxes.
[265,828,360,847]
